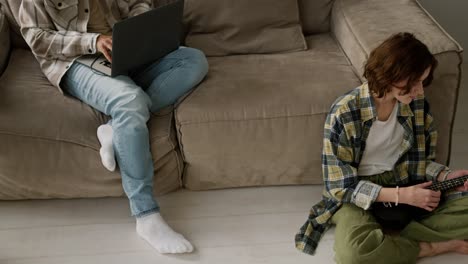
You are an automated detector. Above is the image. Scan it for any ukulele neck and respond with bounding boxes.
[427,175,468,192]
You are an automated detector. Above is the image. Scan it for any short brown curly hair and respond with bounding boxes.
[363,32,438,98]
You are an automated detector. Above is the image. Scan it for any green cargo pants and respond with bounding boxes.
[331,173,468,264]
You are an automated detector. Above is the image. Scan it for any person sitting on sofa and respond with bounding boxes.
[19,0,208,254]
[295,32,468,262]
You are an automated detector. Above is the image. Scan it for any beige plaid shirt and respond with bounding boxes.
[19,0,152,92]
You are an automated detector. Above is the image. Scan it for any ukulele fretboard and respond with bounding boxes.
[427,175,468,192]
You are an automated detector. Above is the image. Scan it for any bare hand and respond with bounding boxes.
[400,181,441,211]
[97,35,112,62]
[446,169,468,192]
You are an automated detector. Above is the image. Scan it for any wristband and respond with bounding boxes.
[395,186,399,206]
[442,169,452,181]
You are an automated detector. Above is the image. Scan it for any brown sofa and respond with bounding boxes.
[0,0,463,200]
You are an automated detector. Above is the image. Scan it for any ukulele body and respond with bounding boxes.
[371,175,468,230]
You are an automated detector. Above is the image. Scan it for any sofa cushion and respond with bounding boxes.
[299,0,334,34]
[332,0,462,78]
[331,0,463,166]
[0,49,183,199]
[176,34,361,190]
[184,0,307,56]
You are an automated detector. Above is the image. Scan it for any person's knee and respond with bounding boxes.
[333,205,384,264]
[335,249,367,264]
[335,241,373,264]
[110,89,151,125]
[181,47,209,82]
[334,224,384,264]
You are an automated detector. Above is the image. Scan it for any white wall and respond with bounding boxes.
[418,0,468,63]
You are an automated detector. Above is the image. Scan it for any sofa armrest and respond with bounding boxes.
[331,0,463,78]
[331,0,463,165]
[0,9,11,76]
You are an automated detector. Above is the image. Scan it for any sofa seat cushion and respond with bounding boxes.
[0,49,182,199]
[176,34,362,190]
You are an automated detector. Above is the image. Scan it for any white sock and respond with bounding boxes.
[136,213,194,254]
[97,124,116,172]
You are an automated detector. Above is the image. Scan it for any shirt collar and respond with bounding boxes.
[359,83,414,123]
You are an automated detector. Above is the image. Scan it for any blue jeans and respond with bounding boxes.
[61,47,208,217]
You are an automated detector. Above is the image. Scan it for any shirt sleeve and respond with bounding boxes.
[19,0,100,60]
[423,99,448,181]
[127,0,153,17]
[323,109,382,210]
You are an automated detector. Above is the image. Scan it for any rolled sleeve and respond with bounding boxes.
[426,161,448,182]
[86,33,101,54]
[128,0,152,17]
[351,180,382,210]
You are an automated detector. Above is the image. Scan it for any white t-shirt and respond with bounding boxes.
[357,103,405,176]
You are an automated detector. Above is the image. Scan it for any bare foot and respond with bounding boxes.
[419,240,468,258]
[453,240,468,254]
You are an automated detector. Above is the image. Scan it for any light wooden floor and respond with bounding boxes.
[1,64,467,264]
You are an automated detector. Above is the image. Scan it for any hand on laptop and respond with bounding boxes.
[97,35,113,63]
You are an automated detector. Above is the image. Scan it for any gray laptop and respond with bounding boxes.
[76,0,184,77]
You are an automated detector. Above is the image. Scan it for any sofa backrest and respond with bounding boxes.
[299,0,335,34]
[155,0,334,37]
[0,7,10,75]
[2,0,335,50]
[0,0,29,49]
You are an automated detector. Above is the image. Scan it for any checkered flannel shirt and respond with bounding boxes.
[294,83,462,255]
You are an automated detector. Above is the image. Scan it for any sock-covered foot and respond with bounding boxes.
[97,124,116,171]
[136,213,193,254]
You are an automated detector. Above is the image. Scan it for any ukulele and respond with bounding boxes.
[426,175,468,192]
[372,175,468,229]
